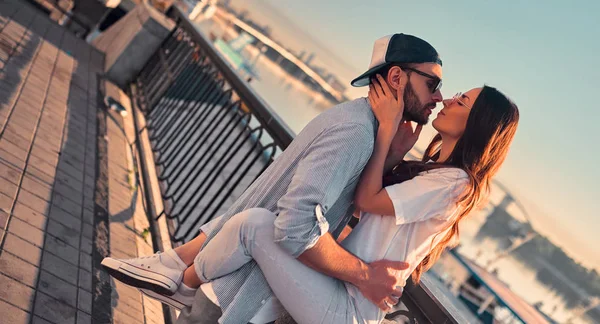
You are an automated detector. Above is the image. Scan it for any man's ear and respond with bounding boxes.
[386,66,405,97]
[387,66,404,91]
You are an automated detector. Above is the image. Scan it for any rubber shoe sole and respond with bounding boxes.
[101,257,179,296]
[140,288,190,310]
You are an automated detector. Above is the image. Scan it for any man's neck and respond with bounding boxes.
[363,97,380,133]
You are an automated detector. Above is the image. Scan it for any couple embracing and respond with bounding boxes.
[102,33,519,324]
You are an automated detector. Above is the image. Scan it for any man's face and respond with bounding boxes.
[402,63,443,125]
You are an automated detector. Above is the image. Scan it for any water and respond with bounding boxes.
[456,211,594,323]
[191,14,596,324]
[193,17,337,136]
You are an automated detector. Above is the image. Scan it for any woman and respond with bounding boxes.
[104,74,519,323]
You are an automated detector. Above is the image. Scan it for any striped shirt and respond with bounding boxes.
[199,98,377,323]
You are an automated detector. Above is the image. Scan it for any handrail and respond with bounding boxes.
[168,6,296,149]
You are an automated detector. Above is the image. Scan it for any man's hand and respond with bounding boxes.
[354,259,410,312]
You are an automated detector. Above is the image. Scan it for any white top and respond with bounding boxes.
[342,167,468,322]
[203,167,468,323]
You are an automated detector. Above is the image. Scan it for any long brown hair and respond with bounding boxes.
[383,85,520,283]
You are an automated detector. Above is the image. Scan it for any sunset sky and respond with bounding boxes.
[224,0,600,270]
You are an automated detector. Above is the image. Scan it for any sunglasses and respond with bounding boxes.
[449,92,472,109]
[403,67,442,93]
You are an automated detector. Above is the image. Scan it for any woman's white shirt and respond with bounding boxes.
[341,167,468,322]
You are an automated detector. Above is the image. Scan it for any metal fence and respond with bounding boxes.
[133,8,294,244]
[132,6,468,323]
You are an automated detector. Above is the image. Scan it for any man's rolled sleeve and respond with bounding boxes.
[273,122,374,257]
[274,204,330,257]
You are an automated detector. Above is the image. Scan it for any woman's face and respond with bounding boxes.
[432,87,482,139]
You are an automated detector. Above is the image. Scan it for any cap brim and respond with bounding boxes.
[350,63,389,87]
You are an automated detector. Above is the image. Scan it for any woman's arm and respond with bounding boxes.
[384,154,403,174]
[354,74,421,216]
[354,125,397,215]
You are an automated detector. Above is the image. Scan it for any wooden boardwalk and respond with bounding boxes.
[0,0,165,323]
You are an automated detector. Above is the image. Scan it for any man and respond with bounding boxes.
[102,33,443,323]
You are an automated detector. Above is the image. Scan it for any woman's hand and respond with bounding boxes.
[388,120,423,162]
[355,73,410,216]
[368,73,408,133]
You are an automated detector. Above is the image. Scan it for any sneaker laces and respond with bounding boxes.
[139,254,160,260]
[138,254,160,267]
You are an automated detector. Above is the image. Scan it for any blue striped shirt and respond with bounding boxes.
[201,98,377,323]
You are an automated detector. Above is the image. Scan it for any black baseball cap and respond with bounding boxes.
[351,33,442,87]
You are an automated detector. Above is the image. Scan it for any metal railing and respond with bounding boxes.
[134,7,294,244]
[132,5,472,323]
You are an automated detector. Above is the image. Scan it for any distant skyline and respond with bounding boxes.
[223,0,600,271]
[219,1,354,98]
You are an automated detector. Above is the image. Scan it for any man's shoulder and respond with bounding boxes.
[283,98,376,152]
[326,97,372,117]
[308,98,376,132]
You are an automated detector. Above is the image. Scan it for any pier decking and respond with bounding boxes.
[0,1,164,322]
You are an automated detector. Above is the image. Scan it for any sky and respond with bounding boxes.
[223,0,600,270]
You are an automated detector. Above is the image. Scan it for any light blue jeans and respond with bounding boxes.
[193,208,365,324]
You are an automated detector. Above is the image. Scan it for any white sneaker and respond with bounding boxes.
[101,249,187,296]
[140,287,195,310]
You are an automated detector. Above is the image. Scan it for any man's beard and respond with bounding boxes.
[403,82,435,125]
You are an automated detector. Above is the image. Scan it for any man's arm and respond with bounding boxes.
[273,122,407,311]
[273,122,373,257]
[298,232,407,311]
[298,232,368,283]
